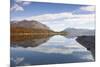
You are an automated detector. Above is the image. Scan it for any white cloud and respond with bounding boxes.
[22,1,31,5]
[11,0,31,12]
[16,0,31,6]
[80,6,95,11]
[11,5,95,31]
[25,11,95,31]
[11,4,24,11]
[16,0,22,3]
[26,12,72,21]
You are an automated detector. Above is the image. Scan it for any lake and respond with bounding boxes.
[10,35,94,66]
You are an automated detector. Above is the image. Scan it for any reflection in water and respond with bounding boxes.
[11,34,52,47]
[11,35,94,66]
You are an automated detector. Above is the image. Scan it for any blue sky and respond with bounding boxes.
[10,0,95,32]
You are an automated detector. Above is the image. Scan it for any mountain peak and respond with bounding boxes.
[11,20,50,30]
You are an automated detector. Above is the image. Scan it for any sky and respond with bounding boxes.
[10,0,95,32]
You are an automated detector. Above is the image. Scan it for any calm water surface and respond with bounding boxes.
[11,35,94,66]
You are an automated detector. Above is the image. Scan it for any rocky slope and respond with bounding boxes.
[11,20,50,30]
[11,20,53,34]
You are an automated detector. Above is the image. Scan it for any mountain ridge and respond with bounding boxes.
[62,28,95,38]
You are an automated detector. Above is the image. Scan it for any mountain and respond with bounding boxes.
[11,20,50,30]
[11,20,53,34]
[63,28,95,38]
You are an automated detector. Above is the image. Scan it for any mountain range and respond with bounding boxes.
[63,28,95,38]
[11,20,95,37]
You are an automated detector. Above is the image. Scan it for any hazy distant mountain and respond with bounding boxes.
[63,28,95,38]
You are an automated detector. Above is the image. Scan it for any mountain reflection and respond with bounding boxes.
[11,34,53,48]
[11,35,94,66]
